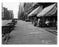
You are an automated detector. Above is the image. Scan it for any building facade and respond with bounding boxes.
[2,7,14,20]
[18,3,35,20]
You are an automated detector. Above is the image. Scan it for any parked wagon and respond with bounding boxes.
[2,21,16,44]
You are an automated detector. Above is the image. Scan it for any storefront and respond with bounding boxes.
[37,3,57,27]
[28,6,43,22]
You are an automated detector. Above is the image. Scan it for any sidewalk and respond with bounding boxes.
[43,27,57,35]
[6,21,57,44]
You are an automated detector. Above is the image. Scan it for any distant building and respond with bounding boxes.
[8,10,14,19]
[2,7,14,20]
[2,7,9,20]
[18,3,24,19]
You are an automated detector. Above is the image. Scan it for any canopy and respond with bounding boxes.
[28,6,42,17]
[37,4,57,17]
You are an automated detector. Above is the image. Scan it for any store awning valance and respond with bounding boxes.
[37,4,57,17]
[28,6,42,17]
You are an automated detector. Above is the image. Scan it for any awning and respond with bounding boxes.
[28,6,42,17]
[37,4,57,17]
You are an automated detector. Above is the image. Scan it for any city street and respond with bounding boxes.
[5,20,57,44]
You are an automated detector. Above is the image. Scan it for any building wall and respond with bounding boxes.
[24,3,34,12]
[8,10,14,19]
[18,3,42,20]
[18,3,24,19]
[2,7,13,20]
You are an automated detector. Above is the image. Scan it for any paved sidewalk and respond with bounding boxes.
[6,20,57,44]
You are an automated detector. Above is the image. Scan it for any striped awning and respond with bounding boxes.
[28,6,42,17]
[37,4,57,17]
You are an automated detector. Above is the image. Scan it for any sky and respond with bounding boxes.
[3,2,20,18]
